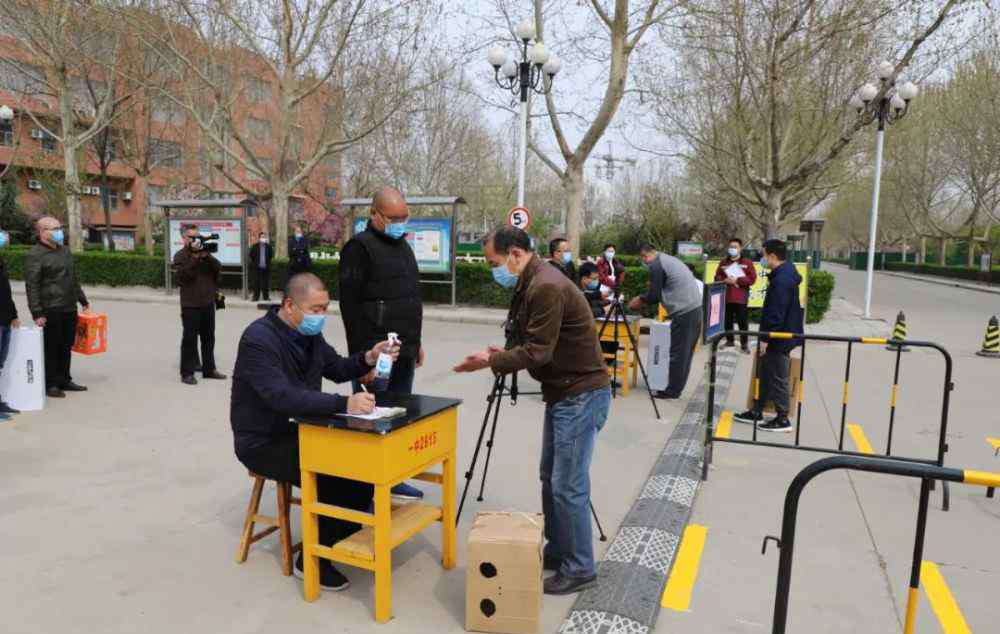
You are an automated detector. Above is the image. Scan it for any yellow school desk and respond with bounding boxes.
[294,394,461,623]
[596,315,641,395]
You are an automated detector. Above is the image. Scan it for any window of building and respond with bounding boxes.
[246,117,271,142]
[253,157,272,177]
[100,186,119,209]
[40,130,57,153]
[0,120,12,147]
[0,60,44,94]
[148,138,182,168]
[151,96,185,125]
[246,77,272,104]
[288,126,304,158]
[325,187,338,201]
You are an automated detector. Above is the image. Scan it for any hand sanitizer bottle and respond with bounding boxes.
[373,332,399,392]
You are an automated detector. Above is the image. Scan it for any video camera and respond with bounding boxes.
[189,233,219,253]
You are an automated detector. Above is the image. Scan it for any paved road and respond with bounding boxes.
[657,265,1000,634]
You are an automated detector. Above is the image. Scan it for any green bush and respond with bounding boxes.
[806,270,835,324]
[886,262,1000,283]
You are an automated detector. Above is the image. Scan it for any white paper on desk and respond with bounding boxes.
[724,263,744,280]
[340,406,406,421]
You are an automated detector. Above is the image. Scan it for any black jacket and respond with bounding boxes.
[173,248,221,308]
[549,259,577,284]
[24,243,88,319]
[0,257,18,325]
[288,236,312,273]
[338,222,422,360]
[230,308,373,455]
[248,242,274,270]
[760,261,804,352]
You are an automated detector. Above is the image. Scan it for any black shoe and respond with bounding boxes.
[652,390,680,400]
[46,387,66,398]
[0,401,20,414]
[543,572,597,595]
[61,382,88,392]
[202,371,228,380]
[293,553,350,591]
[543,555,562,572]
[391,482,424,501]
[193,364,202,372]
[733,409,763,424]
[181,375,198,385]
[757,416,793,433]
[722,341,736,348]
[741,346,752,354]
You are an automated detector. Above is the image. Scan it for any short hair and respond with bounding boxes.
[549,237,567,255]
[182,224,198,234]
[579,261,599,278]
[284,272,327,303]
[639,244,657,254]
[729,237,743,246]
[603,243,616,251]
[258,231,266,237]
[485,226,533,255]
[763,238,787,261]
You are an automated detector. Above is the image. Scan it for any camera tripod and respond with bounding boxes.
[456,370,608,542]
[595,293,662,420]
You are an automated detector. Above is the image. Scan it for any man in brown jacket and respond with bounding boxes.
[173,225,226,385]
[455,226,610,596]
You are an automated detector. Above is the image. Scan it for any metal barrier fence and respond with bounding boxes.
[702,330,955,508]
[767,455,1000,634]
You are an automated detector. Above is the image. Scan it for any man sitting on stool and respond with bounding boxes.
[230,273,398,591]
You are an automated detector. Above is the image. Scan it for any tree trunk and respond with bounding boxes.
[763,191,783,239]
[143,211,154,255]
[101,170,115,252]
[939,238,947,266]
[62,141,84,253]
[273,189,289,259]
[967,234,976,268]
[920,236,926,265]
[563,166,584,255]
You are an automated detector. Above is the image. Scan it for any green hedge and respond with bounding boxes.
[806,270,835,324]
[886,262,1000,284]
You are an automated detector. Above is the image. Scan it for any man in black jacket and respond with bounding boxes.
[0,228,20,418]
[231,272,396,591]
[287,225,312,280]
[24,216,91,398]
[248,231,274,301]
[734,239,804,432]
[548,237,577,283]
[339,186,425,501]
[173,225,226,385]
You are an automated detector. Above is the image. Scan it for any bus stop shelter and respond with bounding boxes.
[339,196,466,306]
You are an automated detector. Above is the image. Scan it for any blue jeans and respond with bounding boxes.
[541,385,611,578]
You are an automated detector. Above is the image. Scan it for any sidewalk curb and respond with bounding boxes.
[560,351,738,634]
[877,270,1000,296]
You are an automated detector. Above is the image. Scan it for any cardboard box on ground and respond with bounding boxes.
[745,354,802,415]
[466,511,544,634]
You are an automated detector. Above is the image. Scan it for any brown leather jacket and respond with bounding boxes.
[173,247,221,308]
[490,255,609,403]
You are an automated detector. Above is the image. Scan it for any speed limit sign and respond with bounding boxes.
[507,206,531,231]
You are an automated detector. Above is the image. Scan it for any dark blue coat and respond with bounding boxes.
[760,261,804,352]
[230,308,372,456]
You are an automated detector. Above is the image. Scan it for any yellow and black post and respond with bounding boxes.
[887,310,910,352]
[976,315,1000,358]
[837,342,853,451]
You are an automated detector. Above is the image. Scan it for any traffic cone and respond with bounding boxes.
[887,311,910,351]
[976,316,1000,358]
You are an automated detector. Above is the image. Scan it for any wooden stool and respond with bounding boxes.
[236,472,302,575]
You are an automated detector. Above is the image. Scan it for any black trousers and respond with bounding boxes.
[757,348,791,416]
[252,267,271,301]
[43,310,77,389]
[180,305,216,376]
[724,302,750,346]
[665,308,702,398]
[238,434,374,547]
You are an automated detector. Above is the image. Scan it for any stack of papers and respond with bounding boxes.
[339,406,407,421]
[724,263,744,279]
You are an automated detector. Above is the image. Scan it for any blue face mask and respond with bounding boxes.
[586,279,599,291]
[492,258,519,289]
[562,251,573,264]
[296,309,326,336]
[51,229,65,245]
[385,222,407,240]
[0,232,9,248]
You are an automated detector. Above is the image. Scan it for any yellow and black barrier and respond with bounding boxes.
[703,330,955,509]
[768,455,1000,634]
[976,315,999,358]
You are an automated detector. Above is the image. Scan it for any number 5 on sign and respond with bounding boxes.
[507,206,531,231]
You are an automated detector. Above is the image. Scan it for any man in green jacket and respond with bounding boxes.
[24,216,91,398]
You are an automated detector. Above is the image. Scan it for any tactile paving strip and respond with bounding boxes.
[561,349,738,632]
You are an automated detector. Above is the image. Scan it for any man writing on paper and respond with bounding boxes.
[628,245,703,399]
[230,273,398,591]
[713,238,756,353]
[455,226,610,596]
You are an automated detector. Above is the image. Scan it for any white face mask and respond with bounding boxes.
[728,247,739,258]
[261,237,268,243]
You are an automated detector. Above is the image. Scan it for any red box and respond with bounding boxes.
[73,313,108,355]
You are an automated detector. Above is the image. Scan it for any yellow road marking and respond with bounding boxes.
[661,524,708,612]
[987,437,1000,455]
[921,561,971,634]
[716,411,733,439]
[847,423,873,455]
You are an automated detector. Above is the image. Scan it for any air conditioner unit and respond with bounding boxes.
[122,192,132,201]
[27,179,42,190]
[30,129,44,139]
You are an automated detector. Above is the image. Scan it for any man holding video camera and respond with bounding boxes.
[174,225,226,385]
[455,226,610,596]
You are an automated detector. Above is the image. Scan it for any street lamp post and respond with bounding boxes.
[487,20,562,208]
[850,61,919,318]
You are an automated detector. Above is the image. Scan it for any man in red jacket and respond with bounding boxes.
[713,238,757,352]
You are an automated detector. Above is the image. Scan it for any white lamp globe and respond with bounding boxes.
[515,20,536,41]
[487,46,508,69]
[528,42,550,65]
[543,55,562,77]
[501,60,518,79]
[849,93,865,111]
[898,81,919,101]
[0,105,13,121]
[859,82,879,102]
[877,60,895,80]
[890,94,906,111]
